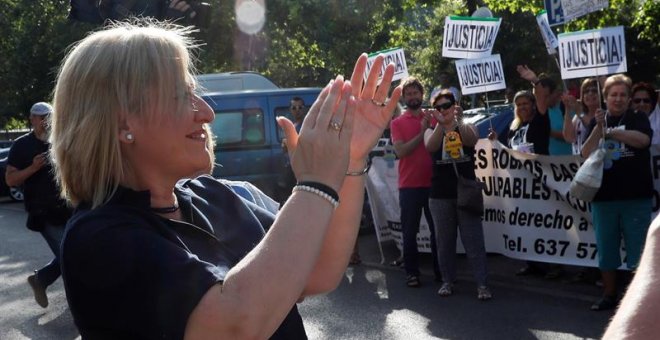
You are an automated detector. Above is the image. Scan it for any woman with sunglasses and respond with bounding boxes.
[631,82,660,144]
[424,90,491,300]
[580,74,653,311]
[562,78,600,155]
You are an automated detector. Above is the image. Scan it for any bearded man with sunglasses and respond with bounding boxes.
[390,77,442,287]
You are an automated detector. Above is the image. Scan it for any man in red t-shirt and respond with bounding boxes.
[390,77,441,287]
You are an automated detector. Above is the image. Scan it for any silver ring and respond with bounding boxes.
[371,99,387,107]
[328,119,342,131]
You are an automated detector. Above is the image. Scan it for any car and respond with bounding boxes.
[462,103,514,139]
[196,72,279,92]
[0,146,24,201]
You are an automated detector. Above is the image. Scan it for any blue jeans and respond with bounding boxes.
[35,222,65,288]
[399,188,440,277]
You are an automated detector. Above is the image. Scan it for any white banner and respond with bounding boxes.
[561,0,609,22]
[455,54,506,95]
[558,26,627,80]
[367,141,660,267]
[364,47,409,83]
[442,16,502,59]
[536,10,559,55]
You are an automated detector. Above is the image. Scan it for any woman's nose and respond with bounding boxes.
[194,96,215,123]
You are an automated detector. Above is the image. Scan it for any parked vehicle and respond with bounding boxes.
[462,103,514,139]
[203,87,322,202]
[196,71,278,92]
[0,146,24,201]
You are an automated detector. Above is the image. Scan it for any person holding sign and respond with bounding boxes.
[562,78,599,155]
[580,74,653,311]
[424,90,491,300]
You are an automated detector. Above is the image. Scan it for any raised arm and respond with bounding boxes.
[303,55,402,293]
[562,94,581,143]
[186,74,360,339]
[517,65,549,115]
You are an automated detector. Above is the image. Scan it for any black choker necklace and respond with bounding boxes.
[150,204,179,214]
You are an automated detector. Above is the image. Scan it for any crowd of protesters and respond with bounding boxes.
[377,67,659,313]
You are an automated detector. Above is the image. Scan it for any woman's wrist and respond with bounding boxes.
[346,158,370,176]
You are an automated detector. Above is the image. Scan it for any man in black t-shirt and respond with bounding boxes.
[5,102,71,308]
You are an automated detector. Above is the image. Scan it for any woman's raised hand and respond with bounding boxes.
[278,77,355,192]
[347,54,402,166]
[277,53,402,191]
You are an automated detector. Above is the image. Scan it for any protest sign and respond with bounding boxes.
[558,26,626,80]
[561,0,609,22]
[442,16,502,59]
[544,0,565,26]
[455,54,506,95]
[365,47,409,83]
[366,141,660,267]
[536,10,559,55]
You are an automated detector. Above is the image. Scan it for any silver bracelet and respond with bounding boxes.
[346,160,371,176]
[293,185,340,209]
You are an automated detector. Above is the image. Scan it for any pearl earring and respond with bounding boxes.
[126,133,134,141]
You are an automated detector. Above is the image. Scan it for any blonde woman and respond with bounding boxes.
[50,21,401,339]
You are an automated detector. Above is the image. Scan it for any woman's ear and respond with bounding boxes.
[118,114,135,144]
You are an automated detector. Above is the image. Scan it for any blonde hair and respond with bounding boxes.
[510,90,536,131]
[51,20,199,208]
[602,74,632,98]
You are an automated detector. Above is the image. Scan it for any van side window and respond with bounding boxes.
[211,109,265,146]
[274,107,293,141]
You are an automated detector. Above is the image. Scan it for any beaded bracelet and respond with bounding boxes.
[294,181,340,209]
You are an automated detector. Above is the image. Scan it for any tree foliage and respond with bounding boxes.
[1,0,658,128]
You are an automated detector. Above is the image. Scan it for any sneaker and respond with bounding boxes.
[438,283,453,296]
[477,286,492,300]
[590,296,617,311]
[406,275,421,288]
[27,273,48,308]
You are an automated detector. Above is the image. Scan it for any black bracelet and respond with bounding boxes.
[296,181,339,202]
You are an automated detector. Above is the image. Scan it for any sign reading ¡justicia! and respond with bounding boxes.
[557,26,626,79]
[442,16,502,59]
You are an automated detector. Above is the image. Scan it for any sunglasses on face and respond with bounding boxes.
[633,98,651,104]
[290,105,304,110]
[434,102,454,111]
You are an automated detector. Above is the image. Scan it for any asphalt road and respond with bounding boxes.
[0,199,613,339]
